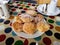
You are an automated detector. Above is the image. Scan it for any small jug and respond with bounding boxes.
[0,0,10,19]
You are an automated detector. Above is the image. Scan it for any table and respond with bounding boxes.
[0,1,60,45]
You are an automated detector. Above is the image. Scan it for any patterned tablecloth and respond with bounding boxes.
[0,1,60,45]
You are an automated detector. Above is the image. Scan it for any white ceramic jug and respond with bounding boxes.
[0,0,10,19]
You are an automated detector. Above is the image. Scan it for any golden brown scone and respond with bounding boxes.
[37,21,50,32]
[23,22,36,34]
[20,14,34,22]
[37,14,44,20]
[15,16,23,23]
[12,22,23,32]
[43,23,50,32]
[26,10,37,16]
[34,14,44,23]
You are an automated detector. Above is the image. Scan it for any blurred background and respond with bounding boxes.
[9,0,60,6]
[9,0,37,3]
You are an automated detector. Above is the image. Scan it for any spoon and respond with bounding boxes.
[42,6,44,13]
[45,3,48,12]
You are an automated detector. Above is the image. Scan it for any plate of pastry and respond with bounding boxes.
[12,10,50,38]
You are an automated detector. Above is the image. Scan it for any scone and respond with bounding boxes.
[26,10,37,16]
[34,14,44,23]
[37,21,49,32]
[20,14,34,22]
[37,14,44,20]
[12,22,23,32]
[23,22,36,34]
[15,16,23,23]
[43,23,50,31]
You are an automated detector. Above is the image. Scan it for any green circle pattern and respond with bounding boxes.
[14,40,23,45]
[48,19,54,23]
[20,2,23,4]
[26,6,29,8]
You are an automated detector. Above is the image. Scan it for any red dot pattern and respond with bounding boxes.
[24,8,28,10]
[43,37,51,45]
[17,4,20,6]
[0,34,6,42]
[18,14,21,16]
[23,39,28,45]
[20,37,26,39]
[10,22,12,26]
[49,24,54,29]
[49,16,55,19]
[28,3,31,6]
[11,8,16,11]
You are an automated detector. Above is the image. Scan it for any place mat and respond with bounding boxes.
[0,1,60,45]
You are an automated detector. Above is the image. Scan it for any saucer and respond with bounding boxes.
[37,4,60,16]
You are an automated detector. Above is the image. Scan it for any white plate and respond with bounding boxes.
[37,4,60,16]
[12,19,46,38]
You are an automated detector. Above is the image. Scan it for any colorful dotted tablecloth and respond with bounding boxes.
[0,1,60,45]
